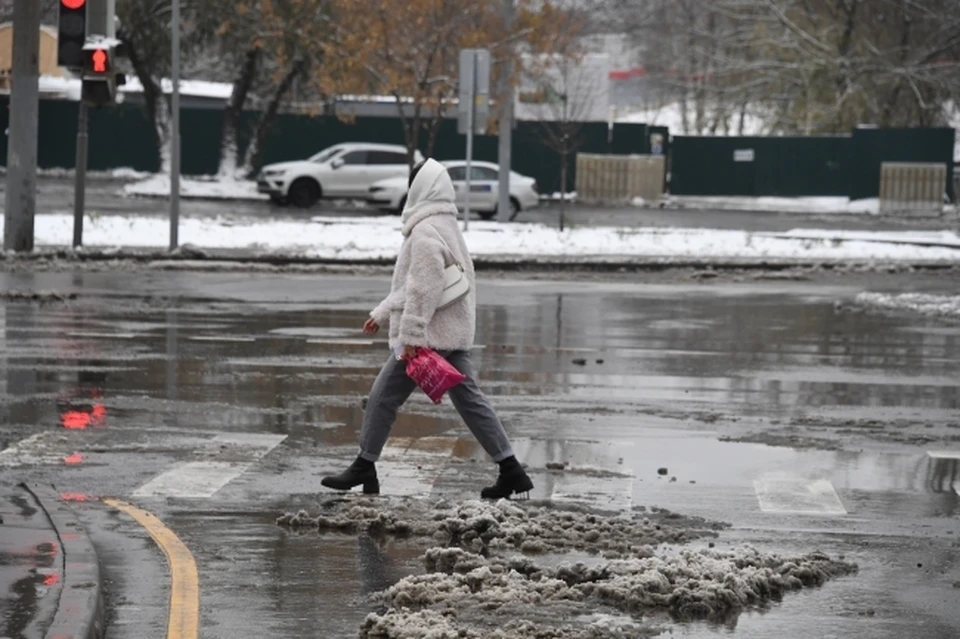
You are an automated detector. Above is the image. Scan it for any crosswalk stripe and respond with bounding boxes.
[927,450,960,459]
[0,433,65,467]
[66,331,138,339]
[753,474,847,515]
[132,433,286,498]
[187,336,256,343]
[376,436,458,497]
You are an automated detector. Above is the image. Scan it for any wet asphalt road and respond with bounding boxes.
[0,269,959,638]
[4,175,959,232]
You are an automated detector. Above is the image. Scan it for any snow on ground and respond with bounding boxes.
[853,292,960,319]
[666,196,881,215]
[122,174,266,200]
[13,213,960,263]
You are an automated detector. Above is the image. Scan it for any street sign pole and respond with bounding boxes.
[463,53,477,231]
[497,0,514,222]
[170,0,181,250]
[459,48,490,232]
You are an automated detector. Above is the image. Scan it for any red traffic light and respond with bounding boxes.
[62,0,86,8]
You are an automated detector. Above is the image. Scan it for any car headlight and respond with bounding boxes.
[262,169,283,177]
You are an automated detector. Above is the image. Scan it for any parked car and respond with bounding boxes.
[257,143,424,208]
[367,160,539,220]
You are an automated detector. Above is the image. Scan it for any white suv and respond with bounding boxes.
[257,143,424,208]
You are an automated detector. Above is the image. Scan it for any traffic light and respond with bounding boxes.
[81,41,124,107]
[57,0,88,69]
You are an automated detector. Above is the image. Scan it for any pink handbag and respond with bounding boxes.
[405,348,466,404]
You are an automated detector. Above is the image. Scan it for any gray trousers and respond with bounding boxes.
[358,350,514,463]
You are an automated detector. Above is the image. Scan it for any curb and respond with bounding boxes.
[3,247,960,273]
[21,483,106,639]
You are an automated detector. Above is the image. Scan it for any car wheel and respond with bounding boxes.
[478,210,497,221]
[269,194,288,206]
[393,195,406,216]
[288,178,321,208]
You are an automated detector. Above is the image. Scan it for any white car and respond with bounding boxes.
[257,143,424,208]
[367,160,539,220]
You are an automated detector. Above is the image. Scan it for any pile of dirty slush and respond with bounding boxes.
[277,499,857,638]
[277,497,723,556]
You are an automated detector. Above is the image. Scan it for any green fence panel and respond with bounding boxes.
[670,135,848,197]
[87,102,158,172]
[180,108,225,175]
[848,127,955,202]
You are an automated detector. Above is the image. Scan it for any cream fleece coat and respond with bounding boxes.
[369,159,476,351]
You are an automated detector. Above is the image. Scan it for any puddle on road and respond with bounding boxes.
[2,281,960,636]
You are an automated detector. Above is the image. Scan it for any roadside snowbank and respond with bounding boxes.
[853,292,960,319]
[666,196,881,215]
[15,213,960,263]
[122,174,266,200]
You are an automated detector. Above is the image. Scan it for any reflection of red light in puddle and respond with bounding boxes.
[43,574,60,586]
[91,404,106,422]
[59,492,92,502]
[61,411,91,430]
[64,453,84,464]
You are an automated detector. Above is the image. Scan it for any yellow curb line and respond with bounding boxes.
[104,499,199,639]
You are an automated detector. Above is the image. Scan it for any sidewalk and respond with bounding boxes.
[0,483,105,638]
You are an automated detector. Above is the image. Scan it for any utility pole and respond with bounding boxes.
[170,0,181,251]
[496,0,515,223]
[4,0,41,252]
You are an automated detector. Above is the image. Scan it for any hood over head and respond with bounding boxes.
[401,158,457,235]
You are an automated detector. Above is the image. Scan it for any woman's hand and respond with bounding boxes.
[400,346,417,360]
[363,318,380,335]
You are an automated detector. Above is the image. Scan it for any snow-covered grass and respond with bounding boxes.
[122,174,266,200]
[854,292,960,319]
[11,212,960,263]
[0,166,152,180]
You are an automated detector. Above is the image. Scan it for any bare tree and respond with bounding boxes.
[524,52,599,230]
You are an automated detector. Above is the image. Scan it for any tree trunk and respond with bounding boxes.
[121,32,166,172]
[219,47,260,179]
[241,57,306,178]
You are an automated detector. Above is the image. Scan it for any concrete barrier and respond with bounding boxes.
[576,153,665,204]
[879,162,946,216]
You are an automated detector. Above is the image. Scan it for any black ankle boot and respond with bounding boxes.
[321,456,379,494]
[481,456,534,499]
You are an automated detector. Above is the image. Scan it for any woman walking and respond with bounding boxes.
[321,159,533,500]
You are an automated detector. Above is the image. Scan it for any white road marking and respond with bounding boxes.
[927,450,960,459]
[132,433,286,498]
[754,474,847,515]
[0,433,65,467]
[187,336,256,343]
[67,331,138,339]
[376,436,457,497]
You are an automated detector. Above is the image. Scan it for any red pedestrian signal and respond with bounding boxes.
[89,48,109,74]
[62,0,86,8]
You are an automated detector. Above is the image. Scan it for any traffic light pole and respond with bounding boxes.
[73,102,89,247]
[497,0,514,223]
[4,0,41,252]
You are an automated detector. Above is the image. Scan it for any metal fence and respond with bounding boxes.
[879,162,947,216]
